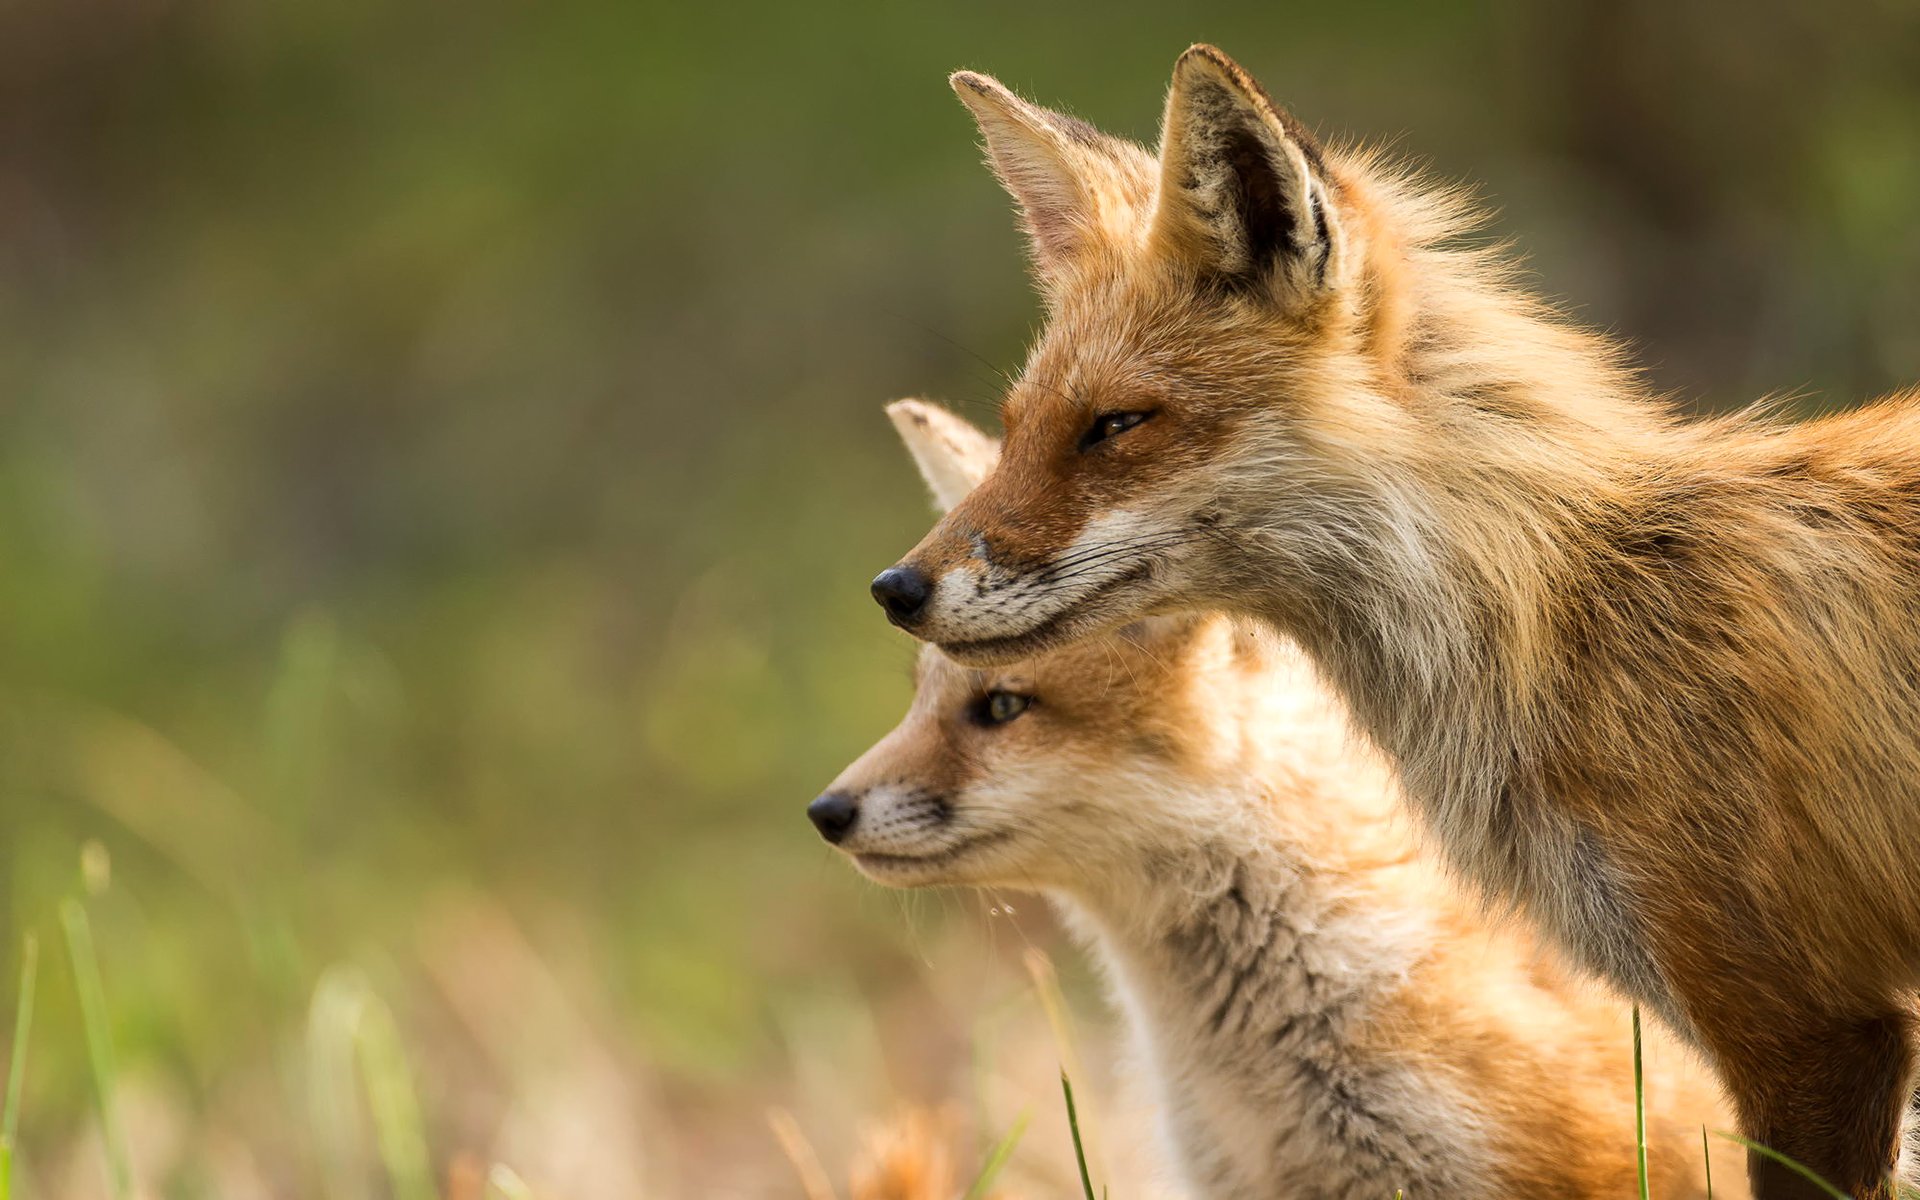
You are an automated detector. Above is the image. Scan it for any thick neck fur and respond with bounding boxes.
[1055,846,1484,1200]
[1264,163,1659,762]
[1228,169,1687,1018]
[1045,657,1493,1199]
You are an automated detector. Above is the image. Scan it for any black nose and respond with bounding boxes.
[870,565,931,625]
[808,791,860,844]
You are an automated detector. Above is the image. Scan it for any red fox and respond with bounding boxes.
[868,46,1920,1200]
[822,398,1742,1200]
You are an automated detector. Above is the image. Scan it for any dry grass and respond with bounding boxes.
[0,846,1157,1200]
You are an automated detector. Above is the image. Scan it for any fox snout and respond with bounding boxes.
[875,397,1204,663]
[869,564,932,628]
[806,790,860,844]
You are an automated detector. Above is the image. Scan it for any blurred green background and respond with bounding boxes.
[2,0,1918,1195]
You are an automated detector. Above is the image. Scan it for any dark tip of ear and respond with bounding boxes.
[949,70,1000,98]
[1173,43,1244,83]
[1169,43,1328,174]
[885,398,937,428]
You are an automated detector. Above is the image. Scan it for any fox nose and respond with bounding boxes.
[870,565,932,626]
[808,791,860,844]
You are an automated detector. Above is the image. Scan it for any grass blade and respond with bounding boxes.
[1027,951,1104,1184]
[1702,1126,1712,1200]
[1060,1071,1097,1200]
[352,995,434,1200]
[1632,1005,1650,1200]
[308,969,371,1200]
[2,936,41,1200]
[961,1108,1030,1200]
[61,900,130,1200]
[1713,1131,1850,1200]
[766,1108,837,1200]
[307,966,434,1200]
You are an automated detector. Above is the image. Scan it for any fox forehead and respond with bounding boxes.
[1005,269,1321,431]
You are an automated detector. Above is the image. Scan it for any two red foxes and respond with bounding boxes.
[820,399,1739,1198]
[862,44,1920,1200]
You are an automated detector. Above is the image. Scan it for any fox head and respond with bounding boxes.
[871,45,1429,665]
[815,400,1360,892]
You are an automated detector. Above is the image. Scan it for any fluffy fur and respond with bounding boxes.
[876,46,1920,1199]
[821,401,1742,1200]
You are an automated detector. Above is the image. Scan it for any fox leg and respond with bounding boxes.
[1707,1007,1914,1200]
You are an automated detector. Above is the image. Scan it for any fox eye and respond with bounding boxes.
[977,690,1032,725]
[1078,411,1152,451]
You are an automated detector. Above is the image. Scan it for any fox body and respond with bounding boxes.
[871,46,1920,1199]
[818,400,1740,1200]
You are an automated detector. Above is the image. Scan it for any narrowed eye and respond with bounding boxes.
[977,690,1032,725]
[1078,410,1153,451]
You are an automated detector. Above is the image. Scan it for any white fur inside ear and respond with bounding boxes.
[950,70,1156,279]
[886,399,1000,513]
[951,72,1093,271]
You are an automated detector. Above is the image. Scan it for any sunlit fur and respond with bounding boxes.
[883,46,1920,1200]
[825,401,1743,1200]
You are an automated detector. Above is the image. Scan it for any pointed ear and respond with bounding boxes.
[886,399,1000,514]
[950,70,1146,281]
[1150,45,1345,303]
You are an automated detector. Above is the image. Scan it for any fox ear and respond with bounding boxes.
[886,399,1000,514]
[1151,45,1344,303]
[950,70,1143,281]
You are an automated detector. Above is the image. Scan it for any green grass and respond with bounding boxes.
[1,937,41,1200]
[8,909,1909,1200]
[307,966,434,1200]
[60,901,130,1200]
[962,1108,1030,1200]
[1060,1070,1103,1200]
[1633,1005,1651,1200]
[2,867,1899,1200]
[1702,1126,1713,1199]
[1713,1132,1852,1200]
